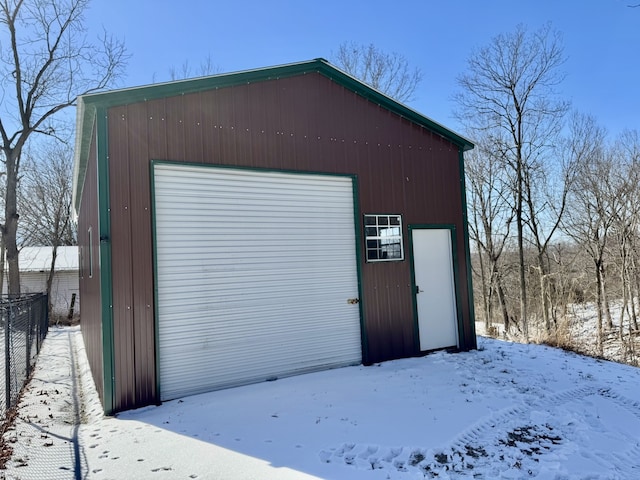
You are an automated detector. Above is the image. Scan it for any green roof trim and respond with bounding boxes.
[72,58,474,212]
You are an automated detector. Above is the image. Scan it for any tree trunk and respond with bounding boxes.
[629,255,639,331]
[629,283,639,332]
[620,249,628,339]
[46,245,58,321]
[495,270,510,333]
[516,159,528,340]
[601,266,614,329]
[620,285,628,342]
[595,259,604,356]
[0,236,4,295]
[629,314,638,365]
[475,239,491,331]
[619,238,634,338]
[46,204,64,319]
[3,149,21,296]
[536,252,552,334]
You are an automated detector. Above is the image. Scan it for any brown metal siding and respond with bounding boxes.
[78,127,104,403]
[108,107,157,412]
[105,72,473,410]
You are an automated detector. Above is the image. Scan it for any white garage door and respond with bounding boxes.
[153,164,362,401]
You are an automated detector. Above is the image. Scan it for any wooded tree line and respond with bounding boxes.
[458,24,640,364]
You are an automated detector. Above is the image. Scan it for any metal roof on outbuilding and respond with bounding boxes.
[17,246,79,272]
[72,58,473,213]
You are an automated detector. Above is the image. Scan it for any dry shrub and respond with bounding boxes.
[49,313,80,327]
[486,325,500,338]
[539,317,575,351]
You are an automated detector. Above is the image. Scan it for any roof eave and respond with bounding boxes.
[72,96,97,215]
[312,59,474,152]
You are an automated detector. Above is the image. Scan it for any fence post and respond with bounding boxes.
[26,299,32,378]
[36,295,41,352]
[4,301,11,413]
[43,294,49,347]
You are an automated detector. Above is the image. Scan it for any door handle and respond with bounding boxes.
[416,285,424,294]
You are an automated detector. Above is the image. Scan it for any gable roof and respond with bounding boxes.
[73,58,474,212]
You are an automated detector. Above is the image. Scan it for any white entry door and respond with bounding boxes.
[412,228,459,351]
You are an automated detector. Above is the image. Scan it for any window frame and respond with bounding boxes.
[363,214,405,263]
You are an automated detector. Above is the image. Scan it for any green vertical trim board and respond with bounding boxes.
[149,161,163,401]
[448,226,466,349]
[407,227,421,353]
[96,107,116,414]
[350,176,369,364]
[458,149,477,350]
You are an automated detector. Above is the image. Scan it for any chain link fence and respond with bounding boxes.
[0,293,49,419]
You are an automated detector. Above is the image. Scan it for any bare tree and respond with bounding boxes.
[20,142,76,247]
[608,131,640,341]
[617,131,640,333]
[466,137,514,333]
[333,42,423,102]
[0,0,127,295]
[19,141,76,315]
[562,113,617,355]
[524,127,577,335]
[167,53,220,81]
[455,23,569,339]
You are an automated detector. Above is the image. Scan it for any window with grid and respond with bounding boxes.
[364,214,404,262]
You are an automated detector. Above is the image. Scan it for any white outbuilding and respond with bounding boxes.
[10,246,79,317]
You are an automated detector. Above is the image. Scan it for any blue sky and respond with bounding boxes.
[85,0,639,138]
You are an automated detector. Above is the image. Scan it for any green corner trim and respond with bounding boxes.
[407,229,421,353]
[148,160,162,402]
[96,107,116,414]
[350,176,369,365]
[449,226,466,350]
[458,149,477,349]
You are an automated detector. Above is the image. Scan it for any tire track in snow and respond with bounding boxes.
[450,385,598,451]
[598,387,640,420]
[320,385,640,477]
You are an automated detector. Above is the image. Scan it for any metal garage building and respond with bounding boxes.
[72,58,476,414]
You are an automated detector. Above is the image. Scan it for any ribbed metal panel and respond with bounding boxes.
[154,164,362,401]
[78,132,104,406]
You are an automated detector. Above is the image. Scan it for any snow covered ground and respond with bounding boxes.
[2,325,640,479]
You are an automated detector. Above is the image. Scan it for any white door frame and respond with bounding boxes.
[409,225,461,351]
